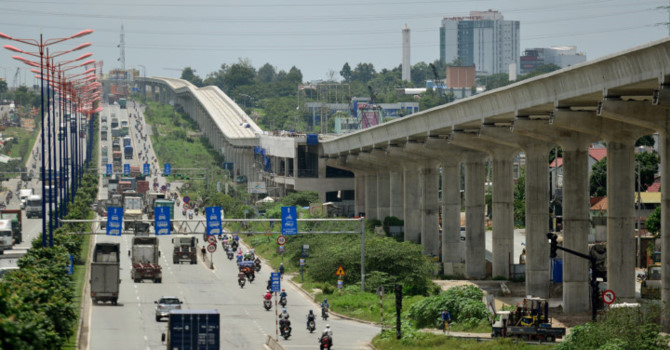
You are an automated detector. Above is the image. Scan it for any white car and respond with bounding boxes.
[154,296,182,321]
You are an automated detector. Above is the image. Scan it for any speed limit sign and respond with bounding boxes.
[207,243,217,253]
[207,235,217,244]
[277,235,286,246]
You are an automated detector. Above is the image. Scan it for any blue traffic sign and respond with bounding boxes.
[143,163,150,176]
[164,163,171,176]
[154,206,171,235]
[206,206,221,236]
[281,206,298,236]
[270,272,281,292]
[106,164,112,176]
[123,163,130,176]
[106,207,123,236]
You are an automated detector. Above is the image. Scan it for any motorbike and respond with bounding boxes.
[279,296,287,307]
[226,250,234,260]
[182,209,187,216]
[263,299,272,311]
[319,334,332,349]
[321,307,329,321]
[280,320,292,340]
[307,319,316,333]
[254,258,262,272]
[238,273,246,288]
[231,241,239,251]
[188,212,194,219]
[194,207,199,216]
[246,271,255,283]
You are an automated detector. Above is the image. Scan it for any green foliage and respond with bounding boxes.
[365,218,382,233]
[636,135,655,147]
[382,216,404,235]
[556,305,669,350]
[646,206,661,235]
[590,157,607,197]
[407,285,489,328]
[590,151,660,197]
[180,67,204,87]
[514,168,526,226]
[279,191,318,207]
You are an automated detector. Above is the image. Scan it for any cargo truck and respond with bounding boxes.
[161,310,220,350]
[172,236,198,264]
[0,220,12,254]
[0,209,22,244]
[491,297,566,342]
[111,117,119,128]
[119,98,127,109]
[26,194,42,218]
[145,192,166,219]
[123,192,143,230]
[19,188,33,210]
[129,236,162,283]
[124,145,133,160]
[90,243,121,304]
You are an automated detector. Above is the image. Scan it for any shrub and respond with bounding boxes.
[407,285,489,328]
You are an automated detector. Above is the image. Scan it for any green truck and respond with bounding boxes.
[119,98,127,109]
[0,210,22,244]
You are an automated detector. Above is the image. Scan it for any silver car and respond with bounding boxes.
[154,296,182,321]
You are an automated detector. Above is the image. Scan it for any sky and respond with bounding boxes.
[0,0,668,85]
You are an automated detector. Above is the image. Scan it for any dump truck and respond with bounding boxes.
[491,297,566,342]
[0,209,22,244]
[26,194,42,218]
[129,236,162,283]
[90,243,121,304]
[161,310,220,350]
[172,236,198,264]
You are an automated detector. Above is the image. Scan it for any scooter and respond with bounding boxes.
[263,299,272,311]
[307,319,316,333]
[254,257,262,272]
[280,321,292,340]
[319,334,332,349]
[226,250,234,260]
[188,212,194,220]
[182,209,187,216]
[280,295,287,307]
[238,273,246,288]
[321,307,329,321]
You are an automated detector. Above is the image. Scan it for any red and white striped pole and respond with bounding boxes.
[275,292,279,341]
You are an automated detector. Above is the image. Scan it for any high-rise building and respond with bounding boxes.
[440,10,520,76]
[520,46,587,74]
[402,25,411,82]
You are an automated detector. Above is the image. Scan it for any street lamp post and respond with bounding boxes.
[0,29,94,247]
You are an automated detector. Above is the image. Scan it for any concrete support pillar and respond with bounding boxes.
[377,172,391,220]
[562,139,591,313]
[607,140,636,302]
[491,149,517,279]
[661,133,670,308]
[355,173,366,216]
[404,166,420,243]
[464,154,487,279]
[524,143,553,298]
[441,159,462,274]
[420,161,440,255]
[389,171,404,219]
[365,173,378,220]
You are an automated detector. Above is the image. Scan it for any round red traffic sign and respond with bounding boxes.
[277,235,286,246]
[207,235,217,244]
[207,243,217,253]
[183,196,190,204]
[602,289,616,305]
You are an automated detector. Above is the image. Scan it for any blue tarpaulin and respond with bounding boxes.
[306,134,318,145]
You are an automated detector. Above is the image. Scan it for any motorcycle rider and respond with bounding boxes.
[279,308,291,335]
[321,299,330,319]
[320,324,333,347]
[306,310,315,329]
[279,289,287,306]
[264,289,272,300]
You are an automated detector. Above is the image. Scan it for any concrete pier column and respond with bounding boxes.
[404,165,421,243]
[490,148,518,279]
[464,153,487,279]
[441,158,462,275]
[523,143,553,298]
[355,172,366,216]
[365,173,378,220]
[420,161,440,255]
[377,172,391,220]
[661,133,670,308]
[561,138,592,313]
[607,141,637,302]
[389,171,404,219]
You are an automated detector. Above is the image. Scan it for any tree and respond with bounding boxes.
[0,79,7,95]
[636,135,655,147]
[646,206,661,235]
[224,58,257,93]
[589,151,659,197]
[339,63,352,82]
[180,67,203,87]
[257,63,276,83]
[351,63,376,83]
[590,157,607,197]
[285,66,303,84]
[514,168,526,225]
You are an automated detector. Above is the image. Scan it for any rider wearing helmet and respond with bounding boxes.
[264,290,272,300]
[306,309,315,329]
[279,308,291,335]
[321,299,330,309]
[320,324,333,347]
[280,288,287,299]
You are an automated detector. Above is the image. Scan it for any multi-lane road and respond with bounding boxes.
[87,101,378,349]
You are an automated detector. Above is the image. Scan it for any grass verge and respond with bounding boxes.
[62,230,91,349]
[371,333,555,350]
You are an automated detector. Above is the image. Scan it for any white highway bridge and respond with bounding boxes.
[135,37,670,314]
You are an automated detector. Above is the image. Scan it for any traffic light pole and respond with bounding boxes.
[547,233,599,321]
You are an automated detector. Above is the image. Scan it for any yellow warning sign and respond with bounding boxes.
[335,265,346,276]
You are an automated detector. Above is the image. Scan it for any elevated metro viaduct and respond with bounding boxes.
[133,37,670,315]
[319,37,670,314]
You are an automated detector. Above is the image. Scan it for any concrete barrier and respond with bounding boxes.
[265,334,285,350]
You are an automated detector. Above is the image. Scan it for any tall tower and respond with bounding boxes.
[118,25,126,72]
[402,25,411,82]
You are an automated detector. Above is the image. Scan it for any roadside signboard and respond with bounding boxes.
[337,280,343,289]
[335,265,346,276]
[281,206,297,236]
[270,272,281,292]
[154,206,171,235]
[277,235,286,246]
[106,207,123,236]
[207,243,217,253]
[106,164,112,176]
[205,206,222,236]
[602,289,616,305]
[143,163,150,176]
[377,285,384,297]
[299,258,305,266]
[123,163,130,176]
[164,163,171,176]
